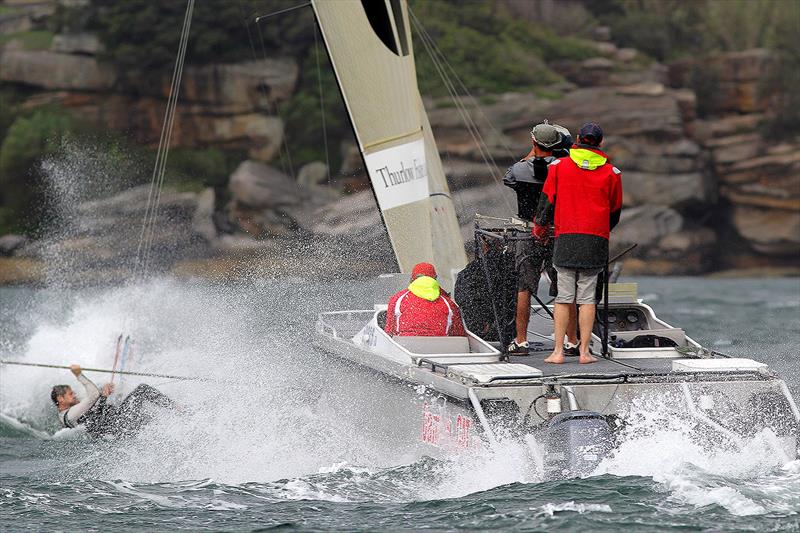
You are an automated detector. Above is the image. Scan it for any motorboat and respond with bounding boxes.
[316,250,799,477]
[308,0,799,477]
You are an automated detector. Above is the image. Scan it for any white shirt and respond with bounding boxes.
[58,374,100,429]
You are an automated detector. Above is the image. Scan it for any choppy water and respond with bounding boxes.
[1,276,799,532]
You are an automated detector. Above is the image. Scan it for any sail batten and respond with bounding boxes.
[312,0,467,289]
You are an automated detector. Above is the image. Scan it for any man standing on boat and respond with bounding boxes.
[385,262,467,337]
[51,364,175,437]
[533,122,623,364]
[503,121,575,355]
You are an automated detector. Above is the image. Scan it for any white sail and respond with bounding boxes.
[311,0,467,289]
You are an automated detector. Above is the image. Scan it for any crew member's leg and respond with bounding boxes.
[545,303,570,364]
[510,238,542,353]
[545,266,576,364]
[547,260,578,353]
[514,289,531,345]
[577,304,597,364]
[566,304,579,351]
[575,268,603,364]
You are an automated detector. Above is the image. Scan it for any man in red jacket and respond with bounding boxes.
[533,123,623,364]
[385,262,467,337]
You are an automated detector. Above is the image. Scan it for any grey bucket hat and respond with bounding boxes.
[530,121,561,150]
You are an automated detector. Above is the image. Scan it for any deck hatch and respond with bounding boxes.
[447,363,543,385]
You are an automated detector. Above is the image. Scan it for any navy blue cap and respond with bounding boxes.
[578,122,603,141]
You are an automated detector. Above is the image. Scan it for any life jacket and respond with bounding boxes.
[386,276,466,337]
[535,145,623,269]
[59,396,111,433]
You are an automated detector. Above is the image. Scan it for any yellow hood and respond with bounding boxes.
[569,147,607,170]
[408,276,441,301]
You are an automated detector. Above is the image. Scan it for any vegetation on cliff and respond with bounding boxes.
[585,0,800,129]
[0,0,796,270]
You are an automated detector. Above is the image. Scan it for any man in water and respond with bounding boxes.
[51,364,175,437]
[385,262,466,337]
[533,122,623,364]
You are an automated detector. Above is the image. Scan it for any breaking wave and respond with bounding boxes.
[1,277,798,529]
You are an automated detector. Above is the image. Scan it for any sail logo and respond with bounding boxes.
[365,138,429,210]
[375,159,426,188]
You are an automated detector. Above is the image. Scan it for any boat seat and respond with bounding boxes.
[611,327,686,347]
[394,335,471,354]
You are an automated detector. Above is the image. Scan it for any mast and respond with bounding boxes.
[311,0,467,290]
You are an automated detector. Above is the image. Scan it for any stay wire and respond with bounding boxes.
[411,8,515,160]
[409,10,513,213]
[143,0,194,275]
[313,22,332,185]
[416,18,505,182]
[134,0,192,275]
[254,20,296,180]
[136,0,195,279]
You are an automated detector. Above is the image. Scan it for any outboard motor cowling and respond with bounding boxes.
[544,410,613,479]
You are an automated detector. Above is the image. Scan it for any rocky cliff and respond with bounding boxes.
[0,5,797,283]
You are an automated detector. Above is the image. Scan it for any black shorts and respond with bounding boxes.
[515,238,549,292]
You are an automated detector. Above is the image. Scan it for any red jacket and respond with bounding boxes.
[384,276,467,337]
[535,145,623,269]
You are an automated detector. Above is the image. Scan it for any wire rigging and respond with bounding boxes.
[254,20,297,180]
[313,21,332,185]
[134,0,195,279]
[408,7,514,213]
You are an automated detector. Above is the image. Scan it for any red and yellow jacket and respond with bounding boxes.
[534,145,623,269]
[384,276,467,337]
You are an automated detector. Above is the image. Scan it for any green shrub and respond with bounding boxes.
[761,0,800,138]
[165,147,245,189]
[409,0,596,96]
[86,0,313,83]
[0,109,83,232]
[0,89,22,143]
[279,44,349,172]
[0,30,55,51]
[584,0,784,61]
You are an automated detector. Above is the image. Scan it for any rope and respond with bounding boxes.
[254,19,296,180]
[134,0,195,279]
[411,11,515,160]
[254,2,311,22]
[0,360,199,382]
[408,8,513,213]
[313,22,332,185]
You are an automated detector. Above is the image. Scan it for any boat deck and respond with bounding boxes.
[508,350,675,378]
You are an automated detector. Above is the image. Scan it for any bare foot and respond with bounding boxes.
[579,353,598,364]
[544,352,566,364]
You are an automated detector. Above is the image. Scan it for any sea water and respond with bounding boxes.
[1,276,798,532]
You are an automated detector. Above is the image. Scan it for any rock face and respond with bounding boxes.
[0,234,27,256]
[17,185,218,282]
[5,44,297,162]
[228,160,337,238]
[0,12,796,278]
[670,49,775,114]
[0,49,116,90]
[177,59,298,111]
[297,161,329,187]
[51,33,103,55]
[422,48,799,273]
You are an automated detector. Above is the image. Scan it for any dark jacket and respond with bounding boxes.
[535,145,623,269]
[503,155,556,222]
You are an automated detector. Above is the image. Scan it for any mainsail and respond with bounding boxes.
[311,0,467,289]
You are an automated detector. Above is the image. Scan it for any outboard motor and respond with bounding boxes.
[544,411,614,479]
